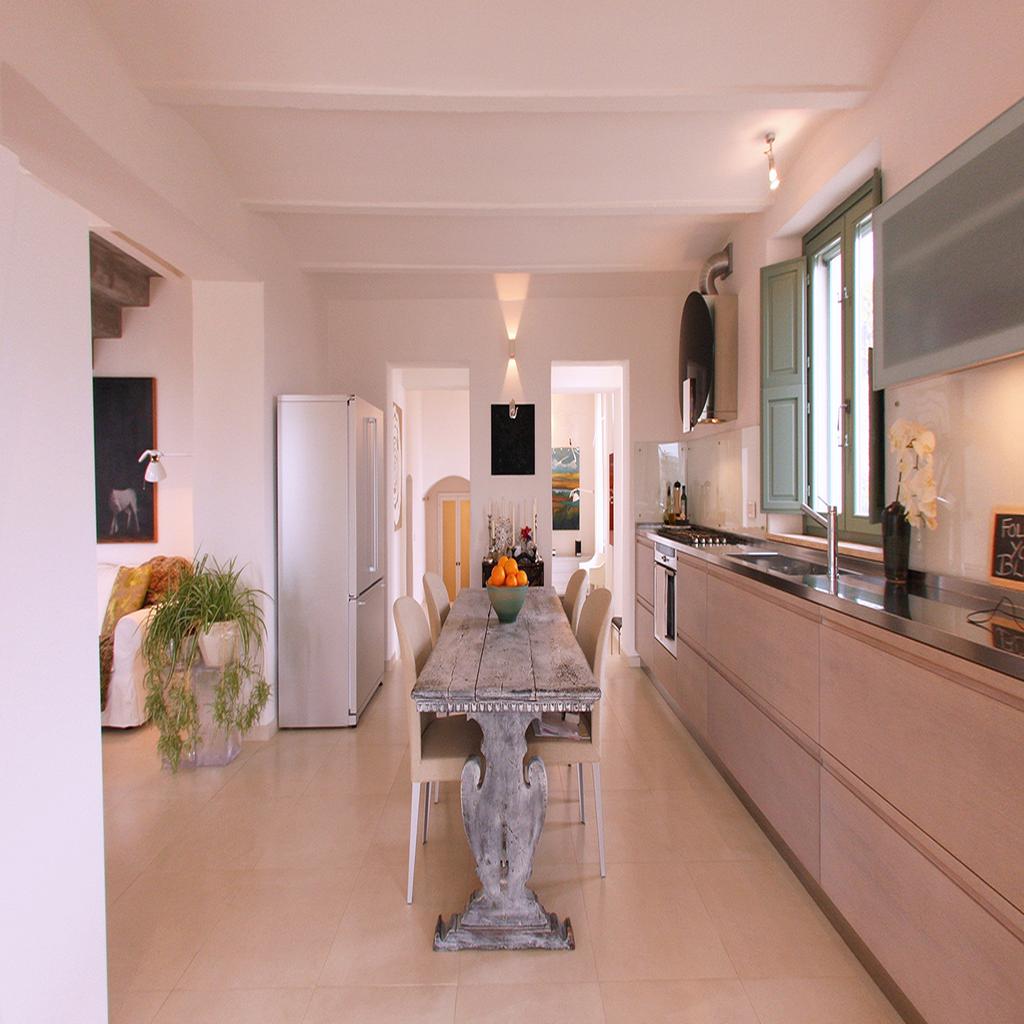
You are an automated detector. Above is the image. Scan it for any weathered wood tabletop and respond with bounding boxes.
[412,587,601,952]
[413,587,600,713]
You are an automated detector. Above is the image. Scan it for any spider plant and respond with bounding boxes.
[143,555,270,771]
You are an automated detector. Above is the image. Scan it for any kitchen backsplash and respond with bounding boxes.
[678,351,1024,585]
[886,351,1024,582]
[683,425,763,532]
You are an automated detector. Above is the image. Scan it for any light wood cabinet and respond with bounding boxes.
[672,639,708,738]
[635,599,654,670]
[675,556,707,646]
[708,668,820,877]
[636,533,1024,1022]
[706,570,820,740]
[821,617,1024,912]
[653,637,676,695]
[821,772,1024,1024]
[635,538,655,610]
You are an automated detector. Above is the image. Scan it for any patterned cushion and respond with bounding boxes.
[99,634,114,711]
[100,564,152,638]
[143,556,191,606]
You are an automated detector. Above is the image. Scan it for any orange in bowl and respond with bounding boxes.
[487,578,528,622]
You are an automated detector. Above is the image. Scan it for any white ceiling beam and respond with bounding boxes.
[243,199,766,217]
[299,262,706,274]
[144,81,869,114]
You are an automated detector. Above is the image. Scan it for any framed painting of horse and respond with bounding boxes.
[93,377,157,543]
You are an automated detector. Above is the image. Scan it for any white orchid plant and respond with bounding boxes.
[888,418,938,530]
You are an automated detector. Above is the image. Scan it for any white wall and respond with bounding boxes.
[92,272,194,565]
[326,289,680,653]
[406,388,470,602]
[0,148,108,1023]
[0,0,328,737]
[685,0,1024,580]
[551,392,596,556]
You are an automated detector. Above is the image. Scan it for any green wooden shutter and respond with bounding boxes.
[761,257,808,511]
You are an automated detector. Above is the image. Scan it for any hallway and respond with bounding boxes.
[103,657,902,1023]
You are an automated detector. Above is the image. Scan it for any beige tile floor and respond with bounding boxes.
[104,656,904,1024]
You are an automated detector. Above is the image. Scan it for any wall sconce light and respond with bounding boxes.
[138,448,189,483]
[765,133,781,191]
[507,337,518,418]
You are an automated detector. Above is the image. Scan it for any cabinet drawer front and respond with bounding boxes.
[706,574,819,739]
[635,599,655,669]
[821,773,1024,1024]
[821,622,1024,912]
[672,640,708,737]
[652,637,676,694]
[676,558,707,646]
[635,540,655,609]
[708,669,820,877]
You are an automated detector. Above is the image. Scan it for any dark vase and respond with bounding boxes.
[882,501,911,584]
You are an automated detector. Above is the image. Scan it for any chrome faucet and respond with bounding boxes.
[801,500,839,585]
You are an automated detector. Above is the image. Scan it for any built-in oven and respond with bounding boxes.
[653,543,677,656]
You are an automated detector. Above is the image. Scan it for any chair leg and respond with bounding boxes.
[592,763,607,878]
[577,762,586,824]
[434,780,440,804]
[422,781,431,844]
[407,782,421,904]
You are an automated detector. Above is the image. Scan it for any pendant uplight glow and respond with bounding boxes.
[765,133,781,191]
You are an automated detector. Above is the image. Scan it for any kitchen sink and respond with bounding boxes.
[727,551,857,578]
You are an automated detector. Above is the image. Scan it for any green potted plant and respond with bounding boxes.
[142,555,270,771]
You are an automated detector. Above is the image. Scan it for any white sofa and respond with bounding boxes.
[98,563,153,728]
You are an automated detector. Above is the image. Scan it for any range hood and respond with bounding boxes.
[679,244,738,431]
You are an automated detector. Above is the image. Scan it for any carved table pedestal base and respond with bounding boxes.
[433,709,574,952]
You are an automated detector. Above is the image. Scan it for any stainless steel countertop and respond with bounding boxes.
[637,525,1024,683]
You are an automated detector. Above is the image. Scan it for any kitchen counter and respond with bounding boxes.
[638,526,1024,682]
[633,524,1024,1023]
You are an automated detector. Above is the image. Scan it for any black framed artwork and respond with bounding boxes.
[93,377,157,543]
[491,403,535,475]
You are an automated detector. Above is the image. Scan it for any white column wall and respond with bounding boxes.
[191,281,275,728]
[0,147,108,1024]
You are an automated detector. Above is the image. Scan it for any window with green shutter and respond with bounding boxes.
[761,174,884,541]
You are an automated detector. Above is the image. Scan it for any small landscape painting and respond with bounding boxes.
[93,377,156,543]
[552,446,581,531]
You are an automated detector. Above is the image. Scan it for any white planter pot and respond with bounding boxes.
[197,621,240,668]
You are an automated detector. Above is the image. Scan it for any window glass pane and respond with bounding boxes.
[810,243,844,512]
[852,216,874,518]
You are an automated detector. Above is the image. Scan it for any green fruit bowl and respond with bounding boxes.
[486,582,529,623]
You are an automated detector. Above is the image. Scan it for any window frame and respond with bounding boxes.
[802,173,883,544]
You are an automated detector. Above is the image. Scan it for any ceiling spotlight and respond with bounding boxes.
[765,132,780,191]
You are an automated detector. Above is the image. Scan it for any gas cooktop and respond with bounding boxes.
[656,524,748,547]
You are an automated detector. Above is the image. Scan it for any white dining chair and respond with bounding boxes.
[561,568,588,634]
[422,571,450,647]
[578,552,606,591]
[394,596,481,903]
[528,586,612,877]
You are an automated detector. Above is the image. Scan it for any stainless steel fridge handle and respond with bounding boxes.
[368,416,379,571]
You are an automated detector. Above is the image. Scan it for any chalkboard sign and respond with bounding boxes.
[991,509,1024,589]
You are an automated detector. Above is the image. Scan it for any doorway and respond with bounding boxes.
[386,366,471,656]
[435,486,471,601]
[550,362,626,623]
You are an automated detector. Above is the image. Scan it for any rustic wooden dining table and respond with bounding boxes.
[412,586,600,951]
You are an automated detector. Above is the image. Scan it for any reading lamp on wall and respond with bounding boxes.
[138,448,189,483]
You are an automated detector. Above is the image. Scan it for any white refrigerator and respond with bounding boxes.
[276,395,387,726]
